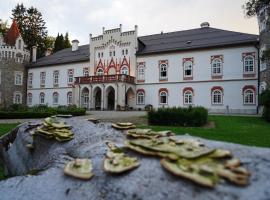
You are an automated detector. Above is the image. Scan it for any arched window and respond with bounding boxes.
[53,92,59,105]
[244,89,255,104]
[184,61,193,77]
[40,93,45,104]
[184,90,193,105]
[212,58,222,75]
[137,66,145,80]
[27,93,32,105]
[212,89,223,105]
[160,63,167,79]
[121,66,129,75]
[137,91,145,105]
[244,56,254,73]
[67,92,72,105]
[14,92,22,104]
[159,91,168,104]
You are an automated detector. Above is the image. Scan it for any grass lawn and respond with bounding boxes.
[0,123,19,180]
[139,115,270,148]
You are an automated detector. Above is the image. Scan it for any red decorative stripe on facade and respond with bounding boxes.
[242,52,256,59]
[159,60,168,65]
[242,85,256,93]
[211,55,223,63]
[159,88,168,94]
[137,89,145,93]
[137,62,145,68]
[183,87,194,94]
[211,86,223,92]
[183,57,194,65]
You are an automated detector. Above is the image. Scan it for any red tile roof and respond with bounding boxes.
[4,20,21,46]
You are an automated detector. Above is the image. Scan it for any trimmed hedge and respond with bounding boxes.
[259,90,270,122]
[148,106,208,127]
[0,105,86,119]
[0,111,55,119]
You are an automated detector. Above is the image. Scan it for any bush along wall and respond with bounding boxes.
[0,105,86,119]
[148,106,208,127]
[259,90,270,122]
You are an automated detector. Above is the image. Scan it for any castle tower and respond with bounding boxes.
[0,20,30,107]
[258,4,270,91]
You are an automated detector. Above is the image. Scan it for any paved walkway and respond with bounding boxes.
[0,111,147,124]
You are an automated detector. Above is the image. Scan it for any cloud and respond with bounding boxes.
[0,0,258,45]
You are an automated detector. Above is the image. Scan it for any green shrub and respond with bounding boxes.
[0,104,86,119]
[148,106,208,127]
[0,111,56,119]
[260,89,270,122]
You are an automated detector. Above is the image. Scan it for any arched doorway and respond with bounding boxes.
[93,87,102,110]
[106,86,115,110]
[126,87,135,110]
[81,87,89,108]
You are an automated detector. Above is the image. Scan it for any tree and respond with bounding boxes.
[0,19,8,35]
[64,32,71,48]
[54,33,70,52]
[11,4,26,31]
[243,0,270,17]
[11,4,48,59]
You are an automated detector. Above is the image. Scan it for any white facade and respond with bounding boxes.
[27,62,90,106]
[27,25,259,114]
[136,46,258,114]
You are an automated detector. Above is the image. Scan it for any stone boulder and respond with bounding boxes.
[0,118,270,200]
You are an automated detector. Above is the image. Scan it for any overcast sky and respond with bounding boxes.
[0,0,259,45]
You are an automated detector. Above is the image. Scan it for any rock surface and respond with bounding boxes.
[0,118,270,200]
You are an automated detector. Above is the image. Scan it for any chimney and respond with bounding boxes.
[119,24,122,32]
[200,22,210,28]
[102,27,105,34]
[71,39,79,51]
[45,48,52,56]
[32,46,37,62]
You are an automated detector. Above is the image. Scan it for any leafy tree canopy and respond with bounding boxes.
[0,19,8,35]
[244,0,270,17]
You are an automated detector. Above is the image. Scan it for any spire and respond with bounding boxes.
[4,20,21,46]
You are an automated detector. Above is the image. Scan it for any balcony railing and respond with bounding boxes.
[75,74,135,84]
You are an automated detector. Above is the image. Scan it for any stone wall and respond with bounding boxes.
[0,58,27,108]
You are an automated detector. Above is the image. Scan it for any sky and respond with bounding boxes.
[0,0,259,45]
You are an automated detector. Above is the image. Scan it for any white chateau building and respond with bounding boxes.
[27,23,259,114]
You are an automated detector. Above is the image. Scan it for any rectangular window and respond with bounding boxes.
[14,71,23,85]
[83,68,89,76]
[0,70,1,84]
[137,62,145,81]
[67,69,74,84]
[159,60,168,80]
[243,53,255,77]
[28,73,33,88]
[53,70,59,86]
[40,72,46,86]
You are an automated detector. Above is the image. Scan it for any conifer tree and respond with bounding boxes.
[11,4,48,59]
[64,32,71,48]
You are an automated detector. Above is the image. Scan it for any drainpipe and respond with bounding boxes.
[78,85,81,108]
[256,43,260,115]
[102,84,105,110]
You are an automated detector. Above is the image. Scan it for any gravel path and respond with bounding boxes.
[0,111,148,125]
